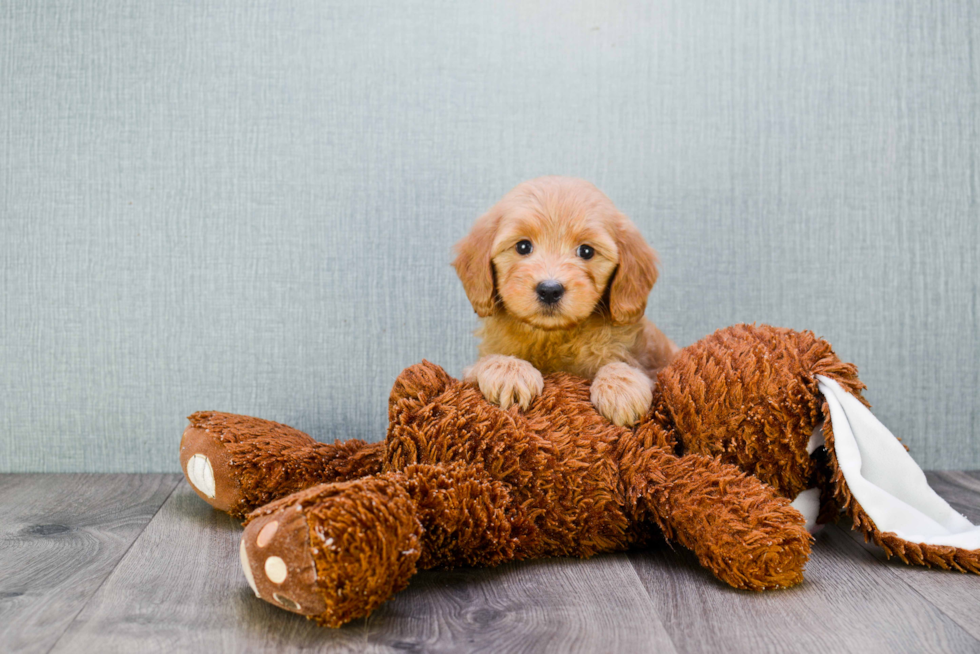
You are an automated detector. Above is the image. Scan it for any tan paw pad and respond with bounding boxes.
[273,593,301,611]
[257,520,278,547]
[264,556,288,584]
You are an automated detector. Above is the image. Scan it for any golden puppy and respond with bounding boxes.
[453,176,679,426]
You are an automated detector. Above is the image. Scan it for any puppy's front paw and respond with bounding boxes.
[590,363,653,426]
[463,355,544,410]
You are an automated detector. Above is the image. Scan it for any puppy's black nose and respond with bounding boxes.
[536,280,565,305]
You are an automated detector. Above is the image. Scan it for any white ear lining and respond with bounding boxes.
[817,375,980,549]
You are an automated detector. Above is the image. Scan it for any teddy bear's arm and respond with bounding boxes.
[623,444,812,591]
[180,411,384,518]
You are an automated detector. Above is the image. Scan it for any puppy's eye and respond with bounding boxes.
[516,240,533,256]
[576,244,595,260]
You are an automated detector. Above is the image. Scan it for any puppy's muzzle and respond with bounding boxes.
[535,280,565,306]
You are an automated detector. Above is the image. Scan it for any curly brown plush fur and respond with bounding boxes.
[651,324,867,498]
[180,323,975,628]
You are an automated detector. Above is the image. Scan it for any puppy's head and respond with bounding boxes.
[453,177,658,329]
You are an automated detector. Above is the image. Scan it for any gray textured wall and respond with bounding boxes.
[2,0,978,472]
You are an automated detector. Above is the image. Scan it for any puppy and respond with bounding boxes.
[453,176,679,426]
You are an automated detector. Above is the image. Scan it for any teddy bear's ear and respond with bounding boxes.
[816,374,980,556]
[452,208,502,317]
[608,215,659,325]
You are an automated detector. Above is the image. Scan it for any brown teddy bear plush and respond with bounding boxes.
[179,324,980,628]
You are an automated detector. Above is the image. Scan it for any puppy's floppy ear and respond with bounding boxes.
[608,216,659,325]
[453,209,501,317]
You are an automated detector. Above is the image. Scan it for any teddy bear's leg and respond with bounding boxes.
[180,411,384,518]
[623,442,812,591]
[238,474,420,626]
[238,461,528,627]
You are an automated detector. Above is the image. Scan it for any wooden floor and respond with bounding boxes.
[1,473,979,653]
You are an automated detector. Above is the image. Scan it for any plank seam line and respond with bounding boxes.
[622,553,682,654]
[43,475,182,654]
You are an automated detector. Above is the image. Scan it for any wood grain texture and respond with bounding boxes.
[630,525,980,654]
[1,0,979,473]
[0,474,179,654]
[3,474,980,652]
[49,482,258,654]
[357,555,675,654]
[837,471,980,643]
[50,481,674,654]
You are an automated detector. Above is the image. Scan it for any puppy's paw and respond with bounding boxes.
[463,355,544,410]
[590,362,653,426]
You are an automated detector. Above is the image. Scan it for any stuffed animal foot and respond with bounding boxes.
[240,475,423,627]
[180,413,244,513]
[180,411,384,518]
[238,461,528,626]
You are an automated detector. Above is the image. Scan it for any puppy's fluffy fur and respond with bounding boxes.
[453,176,678,426]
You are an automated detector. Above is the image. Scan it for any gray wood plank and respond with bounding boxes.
[629,520,980,654]
[837,470,980,642]
[52,481,676,654]
[0,474,180,654]
[360,554,676,654]
[14,472,977,653]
